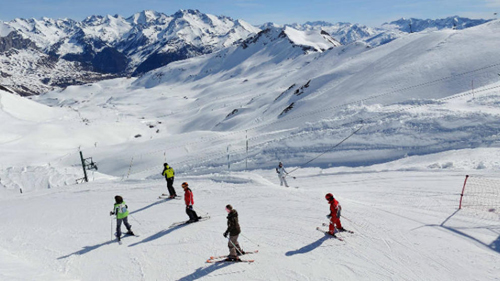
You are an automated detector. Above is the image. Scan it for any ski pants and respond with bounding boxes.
[228,234,243,257]
[278,175,289,187]
[329,216,342,234]
[186,205,199,221]
[166,177,176,196]
[117,216,132,237]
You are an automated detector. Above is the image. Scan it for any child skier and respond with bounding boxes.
[161,163,177,198]
[110,195,134,241]
[182,182,199,223]
[325,193,345,236]
[223,204,244,261]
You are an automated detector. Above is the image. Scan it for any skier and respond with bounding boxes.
[223,204,244,261]
[182,182,199,223]
[110,195,134,241]
[276,162,289,187]
[161,163,177,198]
[325,193,345,236]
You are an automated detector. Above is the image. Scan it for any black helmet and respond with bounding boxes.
[115,195,123,204]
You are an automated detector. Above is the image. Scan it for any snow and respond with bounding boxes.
[284,27,340,51]
[0,89,56,121]
[0,22,13,36]
[1,17,500,281]
[0,168,498,280]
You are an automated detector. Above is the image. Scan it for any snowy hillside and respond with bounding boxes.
[0,15,500,281]
[12,19,497,178]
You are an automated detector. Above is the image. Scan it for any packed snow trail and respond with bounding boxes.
[0,169,499,280]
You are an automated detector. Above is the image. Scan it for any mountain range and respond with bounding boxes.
[0,10,491,95]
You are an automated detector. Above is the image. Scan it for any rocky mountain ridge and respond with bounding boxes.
[0,12,491,95]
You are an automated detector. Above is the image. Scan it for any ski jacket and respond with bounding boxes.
[113,202,129,219]
[184,188,194,206]
[162,166,175,179]
[329,199,341,218]
[225,209,241,236]
[276,166,288,176]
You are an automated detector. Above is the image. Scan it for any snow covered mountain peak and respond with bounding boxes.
[382,16,491,32]
[0,10,260,94]
[126,10,163,25]
[241,26,341,53]
[283,26,341,51]
[0,13,491,96]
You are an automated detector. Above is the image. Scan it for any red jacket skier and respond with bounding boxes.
[326,193,345,236]
[184,184,194,206]
[182,182,199,222]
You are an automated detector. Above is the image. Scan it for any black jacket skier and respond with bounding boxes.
[223,204,243,260]
[224,208,241,237]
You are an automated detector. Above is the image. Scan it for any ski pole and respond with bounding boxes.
[240,233,260,247]
[194,206,209,215]
[228,237,244,255]
[129,214,142,225]
[342,215,353,223]
[110,217,114,241]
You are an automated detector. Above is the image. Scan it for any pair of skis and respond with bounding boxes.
[158,194,182,200]
[316,223,354,241]
[115,232,139,245]
[168,216,211,228]
[206,250,258,263]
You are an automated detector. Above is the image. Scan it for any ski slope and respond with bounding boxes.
[0,165,499,280]
[1,18,500,281]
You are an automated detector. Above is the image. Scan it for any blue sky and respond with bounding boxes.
[0,0,498,26]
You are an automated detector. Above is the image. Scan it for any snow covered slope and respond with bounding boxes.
[0,168,499,280]
[11,19,495,179]
[0,16,499,281]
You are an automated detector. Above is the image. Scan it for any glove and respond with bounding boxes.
[110,211,114,216]
[337,209,341,218]
[326,214,331,219]
[223,232,228,238]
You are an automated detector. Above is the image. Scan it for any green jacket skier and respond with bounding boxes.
[110,195,134,241]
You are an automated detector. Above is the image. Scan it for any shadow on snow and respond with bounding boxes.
[426,209,500,254]
[285,235,330,256]
[57,240,115,259]
[128,224,188,247]
[177,262,232,281]
[129,198,175,215]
